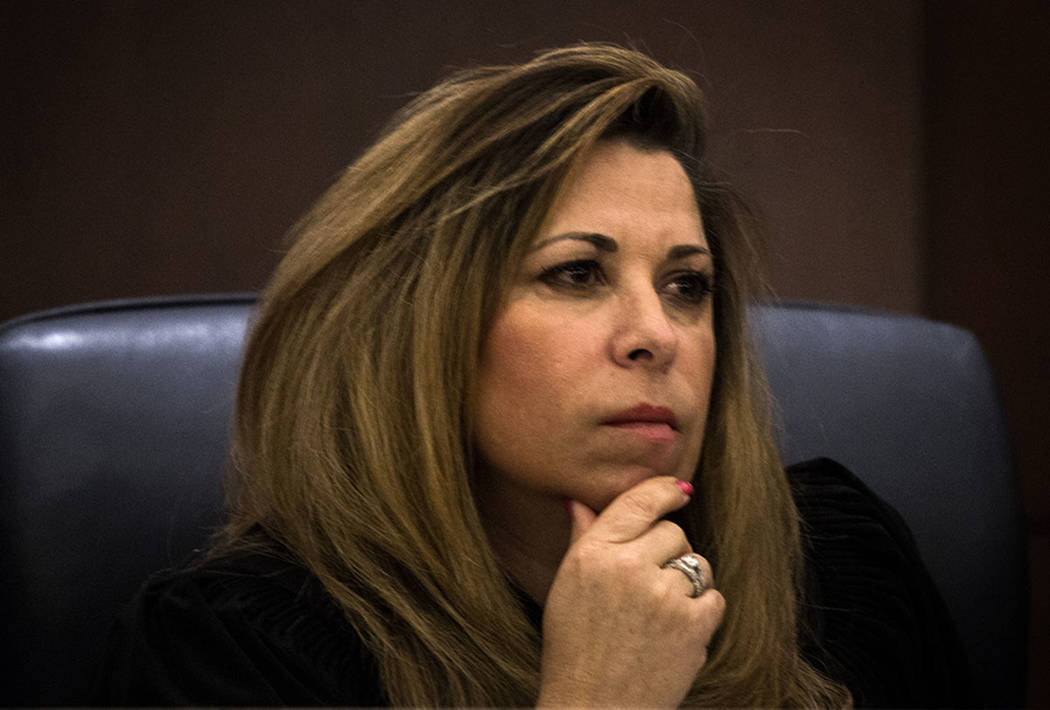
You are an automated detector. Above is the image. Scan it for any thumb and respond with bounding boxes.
[566,498,597,544]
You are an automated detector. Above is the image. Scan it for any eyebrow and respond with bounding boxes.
[531,232,618,252]
[667,244,712,260]
[531,231,712,260]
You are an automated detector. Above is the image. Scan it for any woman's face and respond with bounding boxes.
[475,139,716,513]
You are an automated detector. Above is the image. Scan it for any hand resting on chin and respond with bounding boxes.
[538,476,725,708]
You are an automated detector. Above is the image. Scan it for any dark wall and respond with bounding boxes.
[3,1,1046,705]
[2,1,925,320]
[924,2,1050,705]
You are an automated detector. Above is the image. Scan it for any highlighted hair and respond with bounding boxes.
[226,43,849,707]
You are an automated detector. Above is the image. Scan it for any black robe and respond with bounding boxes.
[96,458,970,707]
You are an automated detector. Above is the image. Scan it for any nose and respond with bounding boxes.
[609,287,677,370]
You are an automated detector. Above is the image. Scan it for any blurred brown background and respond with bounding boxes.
[3,1,1047,704]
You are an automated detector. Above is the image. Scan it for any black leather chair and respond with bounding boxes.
[0,295,1027,706]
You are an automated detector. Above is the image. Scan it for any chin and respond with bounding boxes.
[579,464,676,511]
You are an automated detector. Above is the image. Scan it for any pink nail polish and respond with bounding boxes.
[676,480,694,496]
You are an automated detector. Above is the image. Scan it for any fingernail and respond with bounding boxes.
[676,480,694,496]
[563,497,574,514]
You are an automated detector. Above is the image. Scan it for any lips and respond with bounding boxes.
[602,403,678,429]
[601,404,679,443]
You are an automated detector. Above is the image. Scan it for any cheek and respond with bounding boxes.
[479,307,589,412]
[479,313,544,413]
[697,334,716,394]
[475,307,595,479]
[688,321,716,387]
[679,329,717,462]
[476,313,553,457]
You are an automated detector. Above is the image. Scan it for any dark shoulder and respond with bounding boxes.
[787,456,909,533]
[786,458,971,708]
[97,542,384,706]
[787,457,923,581]
[147,543,340,633]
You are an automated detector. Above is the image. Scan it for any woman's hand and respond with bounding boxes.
[536,476,725,708]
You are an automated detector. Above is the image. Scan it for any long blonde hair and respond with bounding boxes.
[225,43,850,707]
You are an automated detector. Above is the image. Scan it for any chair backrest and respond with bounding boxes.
[750,302,1026,706]
[0,295,1026,706]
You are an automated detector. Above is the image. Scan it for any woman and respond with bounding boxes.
[99,44,966,706]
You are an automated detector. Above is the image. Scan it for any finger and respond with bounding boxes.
[688,587,727,645]
[692,553,715,590]
[632,519,692,564]
[661,552,716,598]
[566,498,598,545]
[697,588,726,636]
[586,476,693,544]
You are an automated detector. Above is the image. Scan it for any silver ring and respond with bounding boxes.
[661,554,707,598]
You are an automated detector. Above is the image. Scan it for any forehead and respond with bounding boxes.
[539,140,706,248]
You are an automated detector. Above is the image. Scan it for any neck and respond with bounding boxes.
[475,477,572,605]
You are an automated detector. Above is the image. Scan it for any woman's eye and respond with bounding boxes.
[665,271,714,305]
[539,260,603,291]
